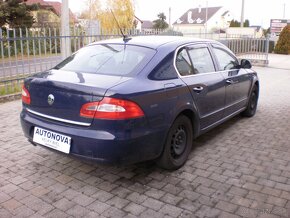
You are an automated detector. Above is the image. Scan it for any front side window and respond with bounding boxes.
[212,47,239,71]
[175,48,193,76]
[187,46,215,74]
[54,44,156,76]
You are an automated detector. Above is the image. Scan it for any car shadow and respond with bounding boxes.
[30,115,247,189]
[192,115,242,148]
[95,115,242,171]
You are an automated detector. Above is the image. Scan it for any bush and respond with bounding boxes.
[274,25,290,54]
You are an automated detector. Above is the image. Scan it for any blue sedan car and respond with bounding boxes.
[20,36,259,170]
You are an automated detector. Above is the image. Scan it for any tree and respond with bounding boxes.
[79,0,101,20]
[230,19,250,27]
[263,27,270,37]
[274,25,290,54]
[0,0,37,28]
[230,19,240,27]
[34,9,60,28]
[153,12,168,29]
[80,0,134,33]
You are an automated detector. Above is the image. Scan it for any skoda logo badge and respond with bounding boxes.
[48,94,54,105]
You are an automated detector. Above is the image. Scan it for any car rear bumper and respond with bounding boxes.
[20,110,167,165]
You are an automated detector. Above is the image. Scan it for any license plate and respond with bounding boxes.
[33,127,71,154]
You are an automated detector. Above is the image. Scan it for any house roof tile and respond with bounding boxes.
[25,0,77,22]
[173,7,222,25]
[141,20,153,29]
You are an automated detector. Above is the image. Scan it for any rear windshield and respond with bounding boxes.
[54,44,156,76]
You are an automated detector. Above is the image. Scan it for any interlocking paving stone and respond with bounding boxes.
[215,200,238,213]
[0,67,290,217]
[52,197,76,211]
[123,202,146,216]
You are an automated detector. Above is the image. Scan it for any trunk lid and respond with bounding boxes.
[25,69,132,125]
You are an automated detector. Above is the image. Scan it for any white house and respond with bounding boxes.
[226,26,264,38]
[134,15,143,31]
[133,16,155,33]
[172,6,233,35]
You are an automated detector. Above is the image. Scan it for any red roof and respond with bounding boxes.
[25,0,77,23]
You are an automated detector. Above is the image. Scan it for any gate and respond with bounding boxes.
[220,37,269,66]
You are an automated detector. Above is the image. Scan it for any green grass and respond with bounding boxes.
[0,53,60,63]
[0,81,22,96]
[0,74,29,82]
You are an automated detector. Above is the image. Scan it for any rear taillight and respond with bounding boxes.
[80,97,144,120]
[22,85,31,105]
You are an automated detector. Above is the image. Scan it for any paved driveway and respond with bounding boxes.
[0,66,290,218]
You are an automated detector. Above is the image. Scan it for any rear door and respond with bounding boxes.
[211,44,251,117]
[176,44,225,130]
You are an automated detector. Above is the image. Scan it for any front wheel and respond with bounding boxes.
[241,84,259,117]
[157,115,193,170]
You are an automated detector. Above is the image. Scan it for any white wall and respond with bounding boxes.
[173,24,206,35]
[207,9,232,31]
[226,27,264,38]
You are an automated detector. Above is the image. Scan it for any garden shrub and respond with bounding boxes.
[274,25,290,54]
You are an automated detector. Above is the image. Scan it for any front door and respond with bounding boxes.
[211,45,251,117]
[175,44,225,130]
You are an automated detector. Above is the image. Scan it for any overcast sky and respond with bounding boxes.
[66,0,289,28]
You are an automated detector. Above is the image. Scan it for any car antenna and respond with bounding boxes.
[110,10,132,43]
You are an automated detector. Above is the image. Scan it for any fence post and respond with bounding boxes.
[43,28,47,70]
[32,29,37,73]
[61,0,71,59]
[37,29,43,72]
[0,28,6,80]
[25,28,31,76]
[265,34,270,65]
[19,28,25,76]
[12,29,19,78]
[7,29,13,80]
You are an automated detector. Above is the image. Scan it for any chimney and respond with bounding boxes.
[198,5,201,13]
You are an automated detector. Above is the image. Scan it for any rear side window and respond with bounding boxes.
[212,47,239,71]
[149,52,178,80]
[187,46,215,74]
[175,48,193,76]
[54,44,156,76]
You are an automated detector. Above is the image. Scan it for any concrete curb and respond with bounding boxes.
[0,93,21,104]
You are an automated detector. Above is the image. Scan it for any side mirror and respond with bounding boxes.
[240,59,252,69]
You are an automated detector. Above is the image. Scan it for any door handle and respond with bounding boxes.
[226,79,235,85]
[193,86,204,93]
[226,79,239,85]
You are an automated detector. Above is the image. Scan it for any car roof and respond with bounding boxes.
[91,36,218,50]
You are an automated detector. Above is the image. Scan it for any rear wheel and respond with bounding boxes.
[241,84,258,117]
[157,115,193,170]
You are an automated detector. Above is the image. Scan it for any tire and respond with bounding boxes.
[157,115,193,170]
[241,84,259,117]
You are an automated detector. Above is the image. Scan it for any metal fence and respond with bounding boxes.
[177,32,270,65]
[0,27,269,96]
[0,27,126,95]
[221,37,269,66]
